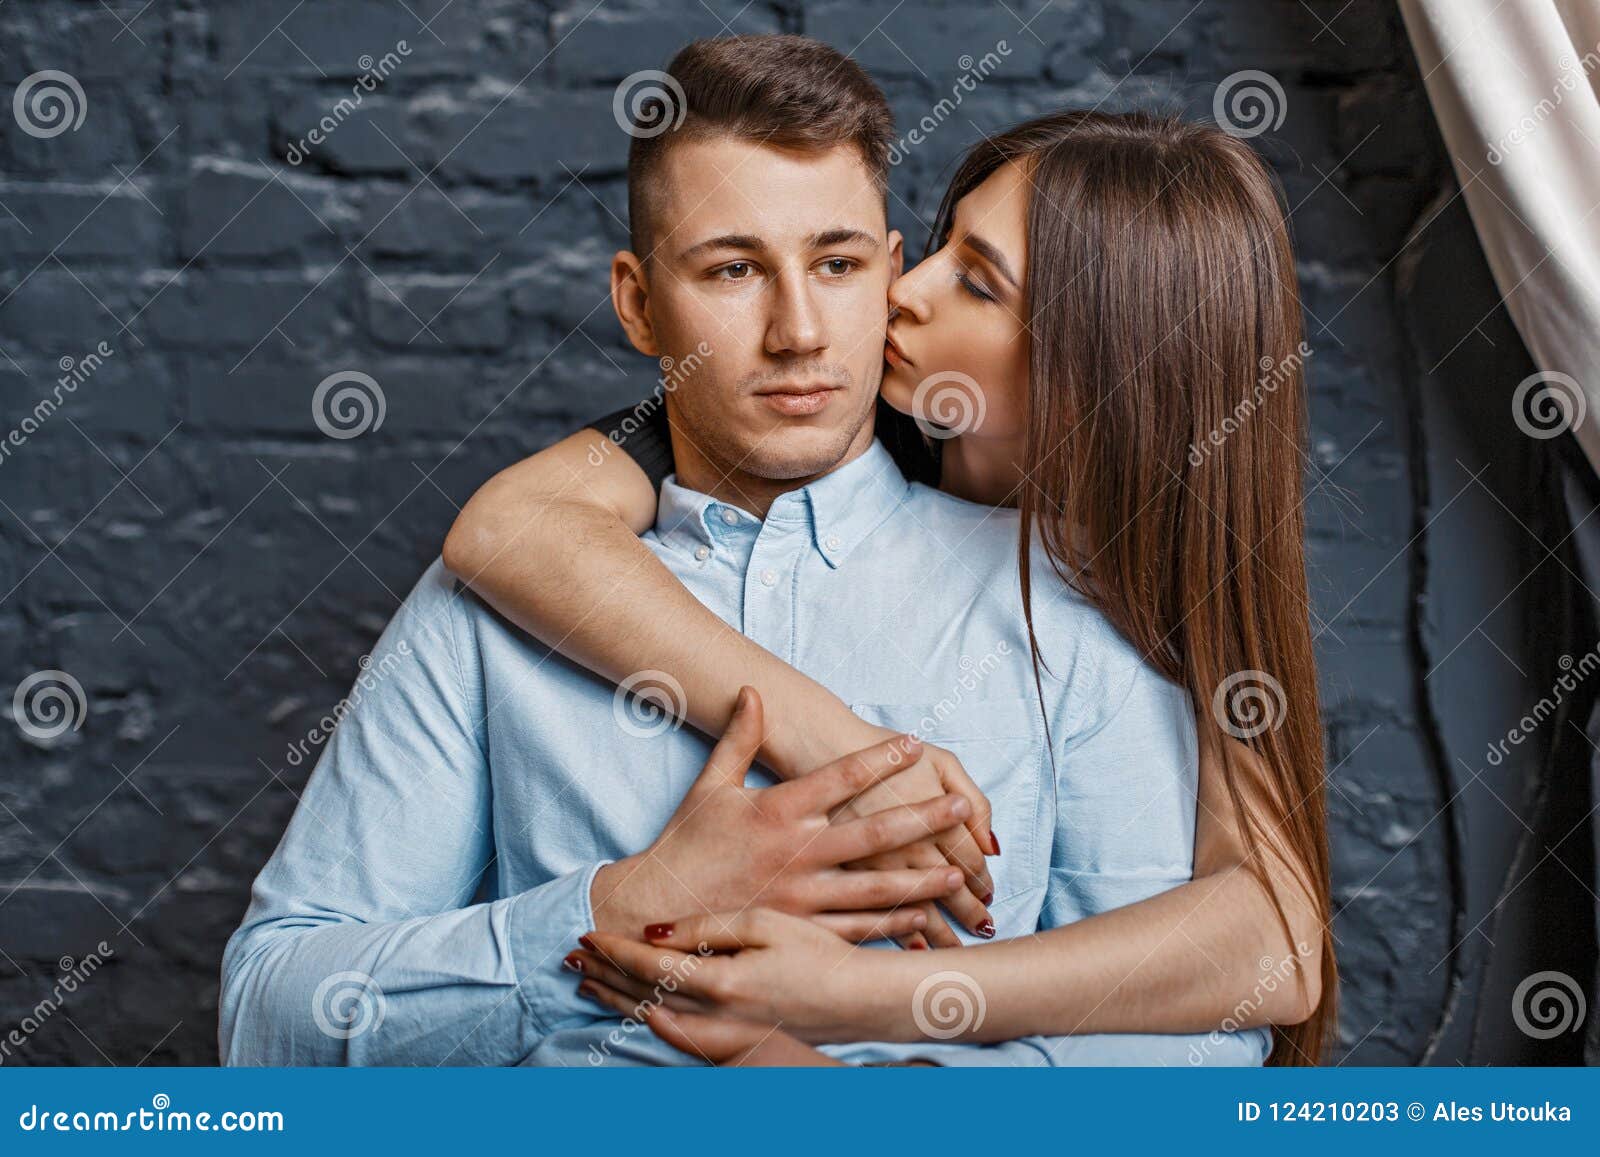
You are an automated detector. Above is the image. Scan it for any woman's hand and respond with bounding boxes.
[575,980,844,1066]
[574,908,899,1044]
[833,733,997,946]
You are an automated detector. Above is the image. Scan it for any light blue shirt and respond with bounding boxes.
[220,438,1269,1066]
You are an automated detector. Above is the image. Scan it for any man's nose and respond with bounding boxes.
[764,269,826,356]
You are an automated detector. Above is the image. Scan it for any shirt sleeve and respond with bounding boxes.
[586,399,674,491]
[218,560,609,1065]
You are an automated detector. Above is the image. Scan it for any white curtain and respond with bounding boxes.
[1399,0,1600,472]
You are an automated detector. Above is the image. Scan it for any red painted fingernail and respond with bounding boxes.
[562,953,584,973]
[578,934,596,951]
[976,919,995,939]
[991,832,1001,855]
[577,982,596,999]
[981,891,993,906]
[908,940,927,950]
[644,922,674,940]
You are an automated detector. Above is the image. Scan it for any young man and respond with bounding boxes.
[220,35,1265,1066]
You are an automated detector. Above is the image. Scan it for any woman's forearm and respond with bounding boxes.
[860,860,1321,1043]
[441,430,876,780]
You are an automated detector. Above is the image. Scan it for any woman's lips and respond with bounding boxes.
[884,336,912,369]
[757,388,840,416]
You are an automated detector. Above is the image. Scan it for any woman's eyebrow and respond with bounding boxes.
[962,233,1020,289]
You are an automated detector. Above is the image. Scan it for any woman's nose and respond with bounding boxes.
[887,260,933,324]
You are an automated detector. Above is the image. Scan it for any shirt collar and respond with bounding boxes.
[654,437,910,569]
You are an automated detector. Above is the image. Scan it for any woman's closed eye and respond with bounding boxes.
[956,267,997,303]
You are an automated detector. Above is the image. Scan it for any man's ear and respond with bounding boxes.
[887,228,905,280]
[610,250,659,357]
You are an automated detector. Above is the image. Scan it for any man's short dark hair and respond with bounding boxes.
[624,35,894,256]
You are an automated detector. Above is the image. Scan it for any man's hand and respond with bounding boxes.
[590,686,972,942]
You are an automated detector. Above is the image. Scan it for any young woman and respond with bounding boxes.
[442,110,1336,1065]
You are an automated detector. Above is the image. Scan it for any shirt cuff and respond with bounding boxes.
[510,860,612,1035]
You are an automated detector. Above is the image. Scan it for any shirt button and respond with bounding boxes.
[694,545,711,561]
[760,568,778,587]
[720,508,738,525]
[825,534,842,552]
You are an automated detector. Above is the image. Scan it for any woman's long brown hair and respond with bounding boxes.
[930,111,1335,1064]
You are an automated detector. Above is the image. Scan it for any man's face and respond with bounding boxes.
[628,137,899,483]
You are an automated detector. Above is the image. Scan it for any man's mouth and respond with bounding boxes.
[753,383,843,416]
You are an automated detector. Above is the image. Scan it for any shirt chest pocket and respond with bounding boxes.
[845,695,1049,910]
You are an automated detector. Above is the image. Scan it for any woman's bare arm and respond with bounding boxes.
[887,740,1324,1035]
[894,737,1324,1033]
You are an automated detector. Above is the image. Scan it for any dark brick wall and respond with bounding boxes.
[1,1,1590,1065]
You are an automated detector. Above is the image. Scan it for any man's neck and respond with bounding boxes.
[669,421,876,519]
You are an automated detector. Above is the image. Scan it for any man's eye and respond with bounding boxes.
[717,262,755,280]
[820,258,857,276]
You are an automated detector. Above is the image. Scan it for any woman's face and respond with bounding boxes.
[880,161,1032,445]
